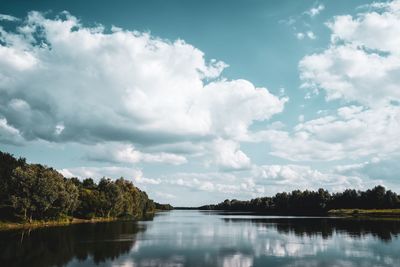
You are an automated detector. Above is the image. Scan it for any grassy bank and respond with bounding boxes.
[328,209,400,218]
[0,217,123,231]
[0,211,159,231]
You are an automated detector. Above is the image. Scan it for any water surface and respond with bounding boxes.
[1,210,400,267]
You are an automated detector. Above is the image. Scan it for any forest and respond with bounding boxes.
[0,151,172,223]
[200,186,400,215]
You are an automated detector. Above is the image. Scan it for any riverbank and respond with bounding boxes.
[328,209,400,218]
[197,208,400,218]
[0,217,126,231]
[0,211,163,231]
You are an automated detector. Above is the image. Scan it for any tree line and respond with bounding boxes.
[200,186,400,215]
[0,151,172,222]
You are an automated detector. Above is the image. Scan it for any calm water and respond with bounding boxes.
[1,210,400,267]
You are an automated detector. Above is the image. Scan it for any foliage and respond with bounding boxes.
[9,164,79,221]
[200,186,400,215]
[0,151,26,219]
[0,151,162,222]
[73,177,156,219]
[155,202,173,211]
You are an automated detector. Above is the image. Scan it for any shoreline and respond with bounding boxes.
[3,209,400,231]
[197,208,400,219]
[0,209,165,231]
[0,211,164,231]
[0,217,129,231]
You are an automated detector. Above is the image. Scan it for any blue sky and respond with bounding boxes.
[1,0,400,206]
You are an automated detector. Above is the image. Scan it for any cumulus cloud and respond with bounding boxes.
[263,105,400,161]
[264,0,400,162]
[210,139,251,171]
[0,117,24,145]
[253,164,365,193]
[0,11,288,171]
[86,142,187,165]
[300,0,400,107]
[0,11,286,150]
[167,171,257,195]
[59,166,160,185]
[335,155,400,188]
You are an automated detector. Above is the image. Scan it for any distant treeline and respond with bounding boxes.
[154,202,173,211]
[200,186,400,215]
[0,151,172,222]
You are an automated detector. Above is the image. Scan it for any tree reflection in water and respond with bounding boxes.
[2,212,400,267]
[0,221,146,267]
[223,217,400,242]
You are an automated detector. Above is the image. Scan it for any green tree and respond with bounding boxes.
[98,178,124,217]
[0,151,26,219]
[0,150,167,222]
[10,165,76,221]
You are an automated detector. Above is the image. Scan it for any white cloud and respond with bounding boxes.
[0,11,285,149]
[54,124,65,135]
[277,1,400,163]
[306,31,316,39]
[334,155,400,189]
[166,171,261,196]
[0,11,287,172]
[296,31,316,40]
[86,142,187,165]
[0,14,19,21]
[210,139,251,171]
[296,32,305,40]
[284,3,324,28]
[0,117,24,145]
[253,164,364,193]
[300,1,400,107]
[153,192,176,200]
[305,4,325,17]
[264,106,400,161]
[60,166,160,185]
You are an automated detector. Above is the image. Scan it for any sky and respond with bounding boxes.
[1,0,400,206]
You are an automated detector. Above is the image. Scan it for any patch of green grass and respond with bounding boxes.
[0,217,121,231]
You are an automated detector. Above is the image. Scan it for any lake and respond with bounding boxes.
[1,210,400,267]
